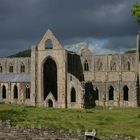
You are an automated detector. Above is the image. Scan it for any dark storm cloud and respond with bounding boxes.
[103,36,137,52]
[0,0,139,56]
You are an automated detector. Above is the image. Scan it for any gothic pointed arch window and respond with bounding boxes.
[84,59,89,71]
[71,87,76,102]
[2,85,6,99]
[45,39,53,49]
[127,61,130,71]
[13,85,18,99]
[9,64,13,73]
[26,85,30,99]
[0,64,2,73]
[44,57,57,100]
[109,86,114,100]
[123,85,129,101]
[20,63,25,73]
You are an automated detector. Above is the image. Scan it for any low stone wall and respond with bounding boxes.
[0,120,136,140]
[0,120,85,140]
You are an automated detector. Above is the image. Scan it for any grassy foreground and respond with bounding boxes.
[0,104,140,138]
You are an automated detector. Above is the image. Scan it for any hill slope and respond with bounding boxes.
[8,49,31,57]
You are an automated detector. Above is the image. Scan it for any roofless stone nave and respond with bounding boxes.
[0,29,140,108]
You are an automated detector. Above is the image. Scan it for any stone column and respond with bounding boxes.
[19,83,24,104]
[81,88,85,108]
[8,83,11,103]
[31,45,37,106]
[136,34,140,106]
[65,51,68,108]
[133,82,138,107]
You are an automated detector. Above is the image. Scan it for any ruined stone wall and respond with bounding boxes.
[0,120,136,140]
[0,120,85,140]
[0,30,139,108]
[36,30,67,108]
[0,57,31,104]
[67,73,84,109]
[0,57,31,74]
[76,44,139,107]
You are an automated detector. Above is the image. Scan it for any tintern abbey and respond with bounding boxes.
[0,29,140,108]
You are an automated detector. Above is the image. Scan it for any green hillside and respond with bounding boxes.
[8,49,31,57]
[124,50,136,54]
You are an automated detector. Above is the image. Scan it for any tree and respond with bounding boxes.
[132,3,140,25]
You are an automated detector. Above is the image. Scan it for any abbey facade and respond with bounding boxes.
[0,29,140,108]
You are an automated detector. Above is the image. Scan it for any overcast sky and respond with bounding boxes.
[0,0,139,56]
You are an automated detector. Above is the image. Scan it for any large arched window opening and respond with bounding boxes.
[2,85,6,99]
[71,87,76,102]
[44,57,57,100]
[20,63,25,73]
[84,60,89,71]
[13,85,18,99]
[123,85,129,101]
[45,39,53,49]
[26,85,30,99]
[109,86,114,100]
[95,88,99,100]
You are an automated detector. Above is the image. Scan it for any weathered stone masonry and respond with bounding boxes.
[0,120,136,140]
[0,29,140,108]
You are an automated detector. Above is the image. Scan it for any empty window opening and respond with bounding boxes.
[127,61,130,71]
[26,86,30,99]
[45,39,53,49]
[9,65,13,73]
[48,99,53,107]
[109,86,114,100]
[2,85,6,99]
[13,85,18,99]
[123,85,129,101]
[0,65,2,73]
[84,60,89,71]
[71,87,76,102]
[21,63,25,73]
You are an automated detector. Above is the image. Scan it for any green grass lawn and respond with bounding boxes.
[0,104,140,138]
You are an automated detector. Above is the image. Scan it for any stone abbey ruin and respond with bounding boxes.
[0,29,140,108]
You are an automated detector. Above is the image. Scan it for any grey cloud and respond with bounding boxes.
[103,36,137,52]
[0,0,139,56]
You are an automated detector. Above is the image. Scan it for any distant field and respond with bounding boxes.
[0,104,140,138]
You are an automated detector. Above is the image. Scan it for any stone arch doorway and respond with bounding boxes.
[43,57,57,100]
[48,99,53,107]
